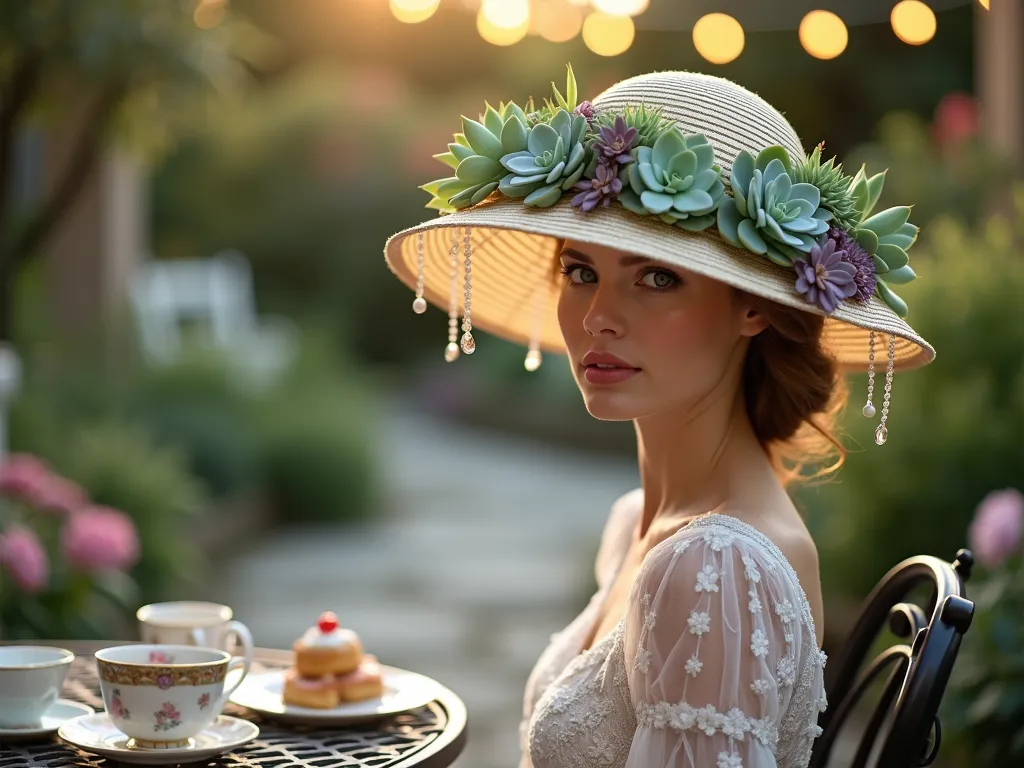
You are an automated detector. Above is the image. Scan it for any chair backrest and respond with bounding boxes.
[809,548,975,768]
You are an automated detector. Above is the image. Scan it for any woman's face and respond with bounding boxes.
[556,240,767,421]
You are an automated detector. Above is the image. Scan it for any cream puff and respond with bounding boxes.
[292,611,362,677]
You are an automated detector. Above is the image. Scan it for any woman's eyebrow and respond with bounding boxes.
[559,247,648,267]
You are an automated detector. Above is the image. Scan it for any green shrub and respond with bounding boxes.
[801,187,1024,602]
[54,421,209,603]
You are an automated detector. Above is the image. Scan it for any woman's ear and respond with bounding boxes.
[739,304,770,338]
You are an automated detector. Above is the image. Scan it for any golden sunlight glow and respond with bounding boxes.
[692,13,745,65]
[478,9,530,45]
[193,0,226,29]
[389,0,441,24]
[592,0,650,16]
[891,0,937,45]
[799,10,848,60]
[535,1,584,43]
[481,0,530,30]
[979,0,990,8]
[582,11,635,56]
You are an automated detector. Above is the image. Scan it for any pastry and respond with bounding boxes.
[282,654,384,709]
[292,611,362,677]
[282,667,339,709]
[335,654,384,702]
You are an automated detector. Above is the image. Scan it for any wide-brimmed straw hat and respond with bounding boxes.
[384,67,933,406]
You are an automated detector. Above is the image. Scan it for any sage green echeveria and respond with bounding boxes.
[717,146,831,266]
[498,108,589,208]
[618,129,725,231]
[421,101,531,212]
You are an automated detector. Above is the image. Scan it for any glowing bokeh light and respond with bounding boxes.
[799,10,848,60]
[692,13,745,65]
[535,1,584,43]
[891,0,937,45]
[389,0,441,24]
[582,12,635,56]
[592,0,650,16]
[478,8,530,45]
[481,0,530,30]
[193,0,226,29]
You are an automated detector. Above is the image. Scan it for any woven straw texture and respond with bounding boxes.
[384,71,935,371]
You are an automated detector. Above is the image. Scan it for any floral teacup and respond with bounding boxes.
[94,644,249,747]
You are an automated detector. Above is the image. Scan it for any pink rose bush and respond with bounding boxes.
[968,488,1024,569]
[0,453,141,638]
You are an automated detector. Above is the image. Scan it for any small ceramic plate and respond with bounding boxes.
[229,666,441,725]
[58,713,259,765]
[0,699,94,740]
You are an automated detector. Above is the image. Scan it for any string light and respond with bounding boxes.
[891,0,937,45]
[582,11,635,56]
[799,10,848,60]
[389,0,440,24]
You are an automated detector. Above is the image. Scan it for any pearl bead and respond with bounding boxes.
[862,402,876,418]
[444,342,459,363]
[524,349,542,372]
[412,297,428,314]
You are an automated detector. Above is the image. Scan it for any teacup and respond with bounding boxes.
[95,644,249,747]
[0,646,74,728]
[137,602,253,665]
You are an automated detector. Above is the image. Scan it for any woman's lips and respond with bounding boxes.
[583,365,640,385]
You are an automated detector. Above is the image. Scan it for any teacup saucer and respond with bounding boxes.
[58,713,259,765]
[0,699,94,740]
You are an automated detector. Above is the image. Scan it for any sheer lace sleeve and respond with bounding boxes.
[623,522,820,768]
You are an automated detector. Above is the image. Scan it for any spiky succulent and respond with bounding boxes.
[498,108,589,207]
[618,129,725,231]
[592,104,675,149]
[529,63,581,126]
[717,145,831,266]
[845,165,919,317]
[792,142,861,231]
[422,101,530,212]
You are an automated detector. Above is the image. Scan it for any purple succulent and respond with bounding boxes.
[826,226,877,302]
[793,237,858,314]
[571,161,622,212]
[573,100,596,123]
[594,116,638,165]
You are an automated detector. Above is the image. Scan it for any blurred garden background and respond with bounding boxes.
[0,1,1022,765]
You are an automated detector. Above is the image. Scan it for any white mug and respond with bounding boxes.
[95,644,248,747]
[137,602,253,667]
[0,646,74,728]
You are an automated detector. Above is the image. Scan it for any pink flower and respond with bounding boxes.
[60,506,140,573]
[0,525,49,593]
[0,454,82,514]
[157,674,172,690]
[969,488,1024,569]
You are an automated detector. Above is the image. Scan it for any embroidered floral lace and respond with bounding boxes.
[520,490,827,768]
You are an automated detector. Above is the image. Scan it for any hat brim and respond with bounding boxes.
[384,195,934,372]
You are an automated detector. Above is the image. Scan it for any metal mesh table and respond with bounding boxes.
[0,643,467,768]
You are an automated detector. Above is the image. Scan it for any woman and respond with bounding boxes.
[384,69,932,768]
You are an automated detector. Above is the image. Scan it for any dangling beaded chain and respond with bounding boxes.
[460,227,475,354]
[412,232,427,315]
[445,233,461,362]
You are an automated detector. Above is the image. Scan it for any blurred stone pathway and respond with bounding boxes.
[209,400,638,768]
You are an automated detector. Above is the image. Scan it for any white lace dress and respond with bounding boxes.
[519,490,828,768]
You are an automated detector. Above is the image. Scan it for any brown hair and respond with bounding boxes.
[741,293,848,487]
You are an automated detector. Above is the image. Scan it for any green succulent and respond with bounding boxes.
[616,129,724,231]
[717,145,831,266]
[792,142,861,231]
[592,104,675,149]
[498,108,589,208]
[421,100,531,212]
[846,165,919,317]
[529,63,580,125]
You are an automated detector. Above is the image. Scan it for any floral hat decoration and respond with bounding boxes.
[383,67,934,445]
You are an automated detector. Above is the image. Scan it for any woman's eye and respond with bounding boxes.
[564,265,597,284]
[640,270,678,289]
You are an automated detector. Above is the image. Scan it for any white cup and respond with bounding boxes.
[95,644,249,747]
[137,602,253,666]
[0,646,74,728]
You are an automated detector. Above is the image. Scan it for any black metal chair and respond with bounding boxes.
[809,548,976,768]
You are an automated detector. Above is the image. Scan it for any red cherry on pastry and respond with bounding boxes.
[318,611,339,633]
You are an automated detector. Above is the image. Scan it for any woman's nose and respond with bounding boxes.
[582,283,626,338]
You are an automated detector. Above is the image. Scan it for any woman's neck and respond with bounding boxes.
[633,388,780,541]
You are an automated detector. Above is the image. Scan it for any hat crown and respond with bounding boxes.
[592,71,804,182]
